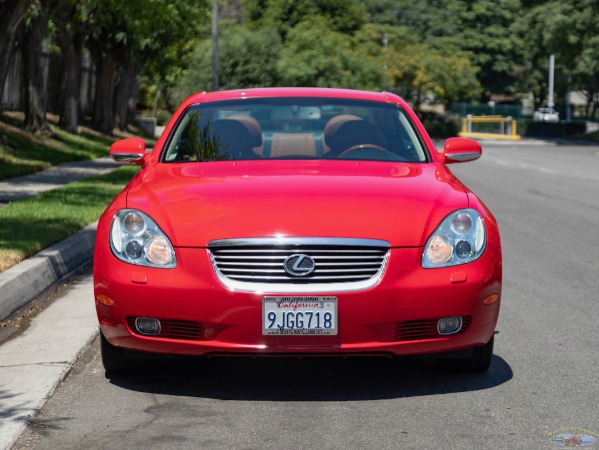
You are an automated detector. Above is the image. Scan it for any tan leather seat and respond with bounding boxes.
[270,133,317,158]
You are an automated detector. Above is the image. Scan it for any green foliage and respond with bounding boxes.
[0,166,139,272]
[514,0,599,113]
[170,22,282,103]
[243,0,368,36]
[364,0,527,101]
[385,43,482,107]
[0,118,114,180]
[456,0,526,100]
[277,17,384,89]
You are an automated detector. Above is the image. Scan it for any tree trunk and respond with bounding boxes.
[22,8,51,134]
[55,5,84,133]
[0,0,33,108]
[114,57,138,131]
[90,46,117,134]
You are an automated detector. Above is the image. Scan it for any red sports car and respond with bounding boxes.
[94,88,502,374]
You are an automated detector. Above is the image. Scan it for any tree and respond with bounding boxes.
[53,0,92,132]
[85,0,208,133]
[277,17,384,90]
[365,0,527,101]
[243,0,368,37]
[22,0,58,134]
[517,0,599,116]
[385,44,481,108]
[0,0,34,110]
[171,23,282,103]
[456,0,527,101]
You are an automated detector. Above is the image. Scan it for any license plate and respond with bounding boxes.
[262,296,338,336]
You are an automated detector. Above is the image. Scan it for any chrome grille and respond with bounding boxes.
[208,238,390,293]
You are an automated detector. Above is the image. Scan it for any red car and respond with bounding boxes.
[94,88,502,374]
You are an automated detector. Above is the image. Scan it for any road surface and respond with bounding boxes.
[12,141,599,449]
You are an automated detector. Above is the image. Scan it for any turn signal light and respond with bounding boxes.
[483,294,500,305]
[96,295,114,306]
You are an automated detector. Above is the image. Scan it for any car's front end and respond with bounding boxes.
[94,88,502,374]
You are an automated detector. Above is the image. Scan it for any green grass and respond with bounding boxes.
[0,166,139,272]
[0,112,154,180]
[0,123,112,180]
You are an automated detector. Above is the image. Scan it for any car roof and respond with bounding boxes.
[183,87,405,107]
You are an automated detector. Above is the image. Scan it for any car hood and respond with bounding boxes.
[125,161,469,247]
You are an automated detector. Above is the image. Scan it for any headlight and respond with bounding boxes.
[422,209,486,268]
[110,209,176,268]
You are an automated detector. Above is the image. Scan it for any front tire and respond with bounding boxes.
[437,335,494,373]
[100,333,142,376]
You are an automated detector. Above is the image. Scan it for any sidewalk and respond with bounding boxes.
[0,157,119,207]
[0,158,118,449]
[0,274,97,450]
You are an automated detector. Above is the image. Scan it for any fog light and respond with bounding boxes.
[438,316,463,335]
[135,317,161,336]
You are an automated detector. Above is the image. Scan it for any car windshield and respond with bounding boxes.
[162,98,429,163]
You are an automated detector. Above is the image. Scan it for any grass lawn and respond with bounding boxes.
[0,166,139,272]
[0,112,153,272]
[0,112,153,180]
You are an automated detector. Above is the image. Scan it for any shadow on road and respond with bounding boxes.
[107,354,513,402]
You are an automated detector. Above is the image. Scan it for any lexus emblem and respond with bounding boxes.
[283,254,316,277]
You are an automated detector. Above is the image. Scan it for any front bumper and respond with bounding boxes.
[94,244,502,357]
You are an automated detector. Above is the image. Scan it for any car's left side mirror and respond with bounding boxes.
[442,137,482,164]
[109,137,147,165]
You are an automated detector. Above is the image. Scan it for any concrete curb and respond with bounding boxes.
[0,222,97,322]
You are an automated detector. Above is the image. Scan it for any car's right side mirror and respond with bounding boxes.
[109,137,147,165]
[442,137,482,164]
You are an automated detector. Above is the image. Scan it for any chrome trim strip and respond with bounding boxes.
[208,237,391,248]
[446,152,481,162]
[214,249,385,253]
[111,153,145,163]
[214,255,384,260]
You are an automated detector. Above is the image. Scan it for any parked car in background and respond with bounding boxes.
[533,107,559,122]
[94,87,502,375]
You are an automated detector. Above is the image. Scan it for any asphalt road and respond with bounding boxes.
[12,141,599,450]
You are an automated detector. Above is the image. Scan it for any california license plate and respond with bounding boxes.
[262,296,338,336]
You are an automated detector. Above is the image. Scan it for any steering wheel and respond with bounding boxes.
[337,144,396,160]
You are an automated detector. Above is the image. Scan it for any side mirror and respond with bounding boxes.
[442,137,482,164]
[109,138,147,164]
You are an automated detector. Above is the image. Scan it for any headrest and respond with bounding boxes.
[326,120,388,153]
[212,119,256,157]
[225,114,262,146]
[323,114,363,149]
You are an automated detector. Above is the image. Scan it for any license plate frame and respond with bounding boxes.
[262,296,338,336]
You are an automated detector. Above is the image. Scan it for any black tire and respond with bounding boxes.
[100,333,142,376]
[437,335,494,373]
